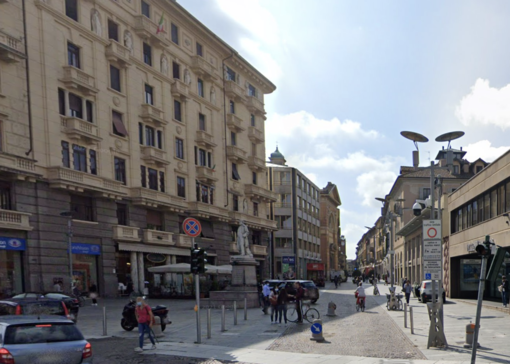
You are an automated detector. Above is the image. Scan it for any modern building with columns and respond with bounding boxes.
[0,0,276,298]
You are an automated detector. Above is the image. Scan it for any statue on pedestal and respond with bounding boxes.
[236,220,252,257]
[91,10,102,37]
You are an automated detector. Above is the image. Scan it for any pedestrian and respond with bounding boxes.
[403,280,412,304]
[262,281,270,314]
[53,280,63,292]
[89,282,98,306]
[257,282,263,308]
[134,297,156,352]
[277,285,289,325]
[269,287,279,324]
[500,276,509,308]
[333,275,339,288]
[294,282,304,323]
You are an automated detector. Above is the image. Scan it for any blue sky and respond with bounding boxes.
[180,0,510,259]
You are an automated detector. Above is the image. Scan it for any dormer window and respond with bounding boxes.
[453,165,459,174]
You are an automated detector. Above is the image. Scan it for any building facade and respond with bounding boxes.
[0,0,277,298]
[319,182,341,279]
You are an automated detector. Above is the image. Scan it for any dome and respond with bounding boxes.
[270,146,285,159]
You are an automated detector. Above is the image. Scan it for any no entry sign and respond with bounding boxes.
[183,218,201,237]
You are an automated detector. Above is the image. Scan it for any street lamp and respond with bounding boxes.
[60,211,73,294]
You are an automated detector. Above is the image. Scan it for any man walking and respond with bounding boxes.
[262,281,271,314]
[403,280,412,304]
[333,275,339,288]
[294,282,304,323]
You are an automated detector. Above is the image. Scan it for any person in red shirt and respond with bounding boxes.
[134,297,156,352]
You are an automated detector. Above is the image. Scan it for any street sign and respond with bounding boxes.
[424,260,442,280]
[423,220,442,280]
[311,322,322,334]
[423,220,441,240]
[423,240,442,260]
[183,218,202,237]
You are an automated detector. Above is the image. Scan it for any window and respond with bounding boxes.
[114,157,126,184]
[141,1,150,18]
[248,84,256,97]
[199,113,206,131]
[230,132,236,146]
[159,171,165,192]
[422,188,431,200]
[491,189,497,218]
[145,84,153,105]
[197,79,204,97]
[232,163,240,180]
[196,42,203,56]
[172,62,180,79]
[198,148,206,166]
[157,130,162,149]
[147,210,163,231]
[229,100,235,114]
[252,172,257,185]
[175,138,184,159]
[143,43,152,66]
[233,195,239,211]
[196,182,214,204]
[112,111,128,137]
[110,65,121,92]
[0,182,11,211]
[65,0,78,21]
[148,168,158,190]
[484,193,490,222]
[71,195,94,221]
[67,42,80,68]
[177,177,186,197]
[174,100,182,121]
[72,144,87,172]
[250,114,255,127]
[138,123,144,144]
[251,143,256,156]
[145,126,155,147]
[85,101,93,123]
[89,150,97,175]
[253,202,259,217]
[140,166,146,188]
[207,152,212,168]
[62,141,70,168]
[453,165,460,174]
[108,20,119,42]
[116,203,127,225]
[58,89,66,116]
[476,165,483,173]
[171,23,179,44]
[226,67,236,81]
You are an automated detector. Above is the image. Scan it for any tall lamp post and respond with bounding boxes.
[60,211,73,293]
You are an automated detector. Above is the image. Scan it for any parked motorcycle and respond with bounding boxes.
[120,296,170,331]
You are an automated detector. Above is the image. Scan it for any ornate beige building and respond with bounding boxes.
[0,0,276,298]
[319,182,342,278]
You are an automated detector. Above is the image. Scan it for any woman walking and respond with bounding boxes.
[277,285,289,325]
[89,282,98,306]
[269,287,279,324]
[134,297,156,352]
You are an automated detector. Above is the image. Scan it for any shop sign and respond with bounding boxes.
[0,237,26,251]
[282,256,295,265]
[71,243,101,255]
[146,253,166,263]
[306,263,325,271]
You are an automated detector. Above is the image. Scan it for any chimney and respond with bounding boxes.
[412,150,419,167]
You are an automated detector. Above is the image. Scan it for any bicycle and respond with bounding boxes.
[287,300,320,323]
[356,296,365,312]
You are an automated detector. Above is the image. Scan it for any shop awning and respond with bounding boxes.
[118,242,189,256]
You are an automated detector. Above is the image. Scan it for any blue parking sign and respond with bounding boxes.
[425,273,431,279]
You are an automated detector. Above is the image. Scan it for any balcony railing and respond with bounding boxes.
[190,55,217,80]
[112,225,141,242]
[140,104,166,127]
[141,146,169,166]
[226,145,247,164]
[244,184,278,203]
[224,80,245,101]
[143,229,174,245]
[187,201,228,220]
[196,166,217,184]
[176,234,193,248]
[60,116,102,145]
[61,66,98,95]
[130,187,188,211]
[228,211,277,231]
[245,96,264,115]
[247,156,266,172]
[105,41,132,68]
[248,127,264,144]
[226,114,245,132]
[0,29,24,63]
[133,16,170,48]
[0,209,32,231]
[252,245,267,256]
[275,202,292,208]
[195,130,217,149]
[171,80,189,100]
[0,154,36,175]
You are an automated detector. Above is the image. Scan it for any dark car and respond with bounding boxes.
[0,298,75,322]
[11,293,80,322]
[283,280,320,303]
[0,315,92,364]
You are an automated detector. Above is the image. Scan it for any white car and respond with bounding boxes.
[418,280,446,303]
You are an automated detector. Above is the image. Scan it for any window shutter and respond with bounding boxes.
[112,111,128,136]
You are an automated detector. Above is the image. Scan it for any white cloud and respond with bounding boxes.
[463,140,510,163]
[456,78,510,130]
[356,170,398,207]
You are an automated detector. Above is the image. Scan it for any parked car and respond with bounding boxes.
[0,298,76,322]
[0,315,92,364]
[11,293,80,322]
[284,280,320,303]
[313,277,325,287]
[418,280,446,303]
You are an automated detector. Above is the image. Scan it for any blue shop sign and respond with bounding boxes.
[0,237,26,251]
[71,243,101,255]
[282,256,295,265]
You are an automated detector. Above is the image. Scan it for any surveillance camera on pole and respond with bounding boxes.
[412,197,431,216]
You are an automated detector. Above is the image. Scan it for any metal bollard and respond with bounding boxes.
[207,309,211,339]
[404,303,408,328]
[221,305,226,332]
[234,301,238,325]
[102,306,107,336]
[410,306,414,334]
[244,298,247,320]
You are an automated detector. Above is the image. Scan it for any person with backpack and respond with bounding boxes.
[269,287,279,324]
[277,286,289,325]
[134,297,156,352]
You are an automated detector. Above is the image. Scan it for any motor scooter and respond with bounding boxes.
[120,296,170,331]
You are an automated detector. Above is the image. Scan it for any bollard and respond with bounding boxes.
[234,301,238,325]
[463,322,480,348]
[102,306,107,336]
[207,309,211,339]
[221,305,226,332]
[404,303,408,328]
[309,319,325,342]
[151,316,164,338]
[244,298,247,320]
[410,306,414,334]
[326,301,337,316]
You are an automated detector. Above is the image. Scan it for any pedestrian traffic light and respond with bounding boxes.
[197,248,208,274]
[190,246,200,274]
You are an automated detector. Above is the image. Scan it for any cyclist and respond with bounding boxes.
[355,282,366,308]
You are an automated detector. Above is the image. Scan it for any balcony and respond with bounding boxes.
[143,229,174,246]
[133,16,170,48]
[195,130,217,149]
[245,96,265,115]
[226,114,245,132]
[60,66,98,96]
[47,167,128,199]
[105,41,132,68]
[196,166,217,184]
[252,245,267,256]
[140,104,166,127]
[60,116,102,145]
[171,80,189,101]
[140,146,169,167]
[228,211,277,231]
[176,234,193,248]
[244,184,278,203]
[0,29,25,63]
[0,209,32,231]
[0,154,36,178]
[190,55,218,81]
[186,202,229,221]
[247,156,266,173]
[224,80,245,102]
[248,127,264,144]
[230,241,239,254]
[130,187,187,212]
[226,145,248,164]
[112,225,141,242]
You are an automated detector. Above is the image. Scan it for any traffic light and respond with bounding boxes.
[475,235,492,257]
[190,246,200,274]
[197,248,208,274]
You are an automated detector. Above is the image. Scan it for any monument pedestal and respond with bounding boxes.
[208,256,260,308]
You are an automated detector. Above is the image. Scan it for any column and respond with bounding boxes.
[137,252,145,295]
[130,251,139,293]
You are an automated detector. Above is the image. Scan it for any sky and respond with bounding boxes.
[180,0,510,259]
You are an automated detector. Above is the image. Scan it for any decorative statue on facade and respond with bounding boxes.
[124,31,133,55]
[91,10,102,37]
[210,86,216,105]
[184,68,191,85]
[161,54,168,76]
[236,220,252,257]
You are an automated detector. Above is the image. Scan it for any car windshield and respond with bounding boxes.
[22,302,65,316]
[4,323,83,344]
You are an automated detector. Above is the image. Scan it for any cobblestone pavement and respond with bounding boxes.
[90,337,253,364]
[268,283,426,360]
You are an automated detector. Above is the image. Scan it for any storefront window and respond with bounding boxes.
[71,243,100,293]
[0,237,25,298]
[460,259,481,291]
